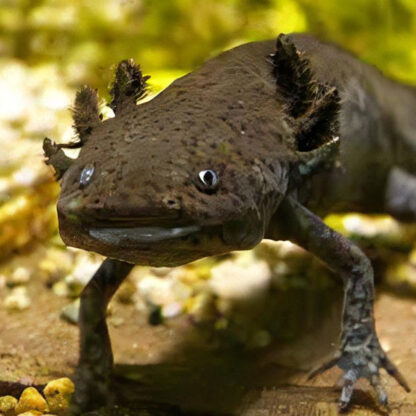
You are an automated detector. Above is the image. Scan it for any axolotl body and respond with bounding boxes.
[43,33,416,412]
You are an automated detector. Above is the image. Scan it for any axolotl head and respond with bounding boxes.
[44,36,339,267]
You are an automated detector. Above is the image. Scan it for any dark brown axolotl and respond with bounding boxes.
[43,33,416,413]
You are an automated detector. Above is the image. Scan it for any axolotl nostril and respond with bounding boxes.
[43,33,416,412]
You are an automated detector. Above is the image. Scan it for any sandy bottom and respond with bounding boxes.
[0,279,415,415]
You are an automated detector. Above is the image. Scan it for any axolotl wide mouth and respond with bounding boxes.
[62,221,251,267]
[57,197,262,267]
[88,224,201,246]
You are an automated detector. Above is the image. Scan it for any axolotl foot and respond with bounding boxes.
[308,335,410,411]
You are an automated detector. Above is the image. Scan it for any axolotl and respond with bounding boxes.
[43,33,416,412]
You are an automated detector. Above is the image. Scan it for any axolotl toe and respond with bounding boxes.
[44,33,416,412]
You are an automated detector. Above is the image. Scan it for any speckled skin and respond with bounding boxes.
[45,34,416,412]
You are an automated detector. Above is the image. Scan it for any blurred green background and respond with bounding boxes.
[3,0,416,86]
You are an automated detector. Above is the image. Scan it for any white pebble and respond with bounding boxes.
[162,302,183,318]
[4,286,31,311]
[12,266,31,284]
[5,287,31,310]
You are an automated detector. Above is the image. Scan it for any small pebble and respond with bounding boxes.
[16,411,43,416]
[11,266,31,285]
[138,276,192,305]
[51,281,69,297]
[185,292,217,323]
[60,299,80,324]
[15,387,49,414]
[209,257,271,300]
[0,395,18,414]
[18,376,34,386]
[63,275,84,298]
[43,377,75,413]
[4,287,31,310]
[161,302,182,318]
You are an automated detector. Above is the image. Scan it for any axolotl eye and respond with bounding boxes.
[79,163,95,188]
[197,169,219,194]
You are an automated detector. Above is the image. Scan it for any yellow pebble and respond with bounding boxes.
[16,411,43,416]
[43,378,75,413]
[0,395,18,414]
[185,292,216,323]
[15,387,49,414]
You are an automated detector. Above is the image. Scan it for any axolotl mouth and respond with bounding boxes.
[57,193,264,266]
[58,211,263,266]
[88,224,201,246]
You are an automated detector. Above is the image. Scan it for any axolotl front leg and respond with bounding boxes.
[70,259,134,413]
[272,197,410,410]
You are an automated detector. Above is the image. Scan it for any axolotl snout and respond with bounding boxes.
[56,41,294,266]
[43,34,416,413]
